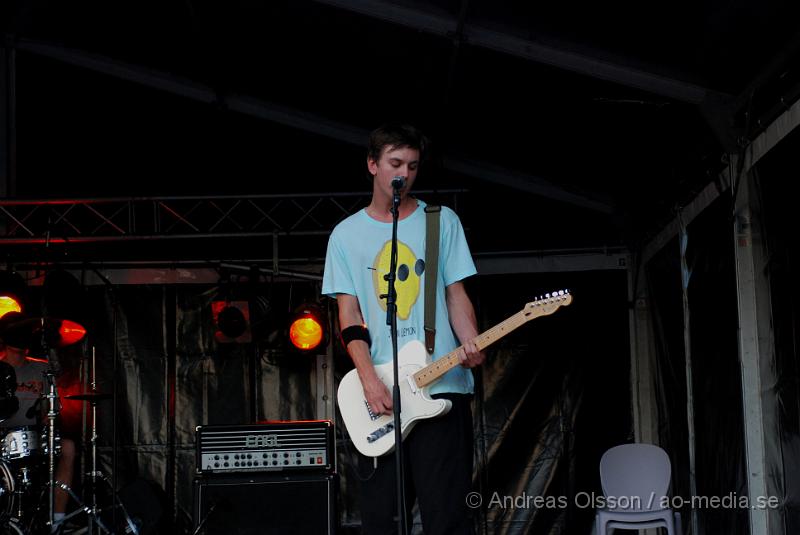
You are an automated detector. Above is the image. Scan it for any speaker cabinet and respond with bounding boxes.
[193,473,337,534]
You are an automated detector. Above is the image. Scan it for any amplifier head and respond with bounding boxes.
[196,420,335,475]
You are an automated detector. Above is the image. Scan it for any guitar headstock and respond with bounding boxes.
[522,290,572,320]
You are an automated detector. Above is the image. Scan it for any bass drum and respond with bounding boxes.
[0,459,15,518]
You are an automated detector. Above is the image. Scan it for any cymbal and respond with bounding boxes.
[64,391,111,401]
[0,314,86,349]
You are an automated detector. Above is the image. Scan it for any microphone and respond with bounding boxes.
[391,176,405,189]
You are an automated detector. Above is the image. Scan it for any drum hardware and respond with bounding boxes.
[0,314,138,534]
[0,313,105,534]
[11,355,117,534]
[82,346,105,535]
[64,386,111,530]
[64,346,137,535]
[0,313,86,531]
[0,460,15,517]
[43,366,59,532]
[14,467,28,519]
[53,481,112,534]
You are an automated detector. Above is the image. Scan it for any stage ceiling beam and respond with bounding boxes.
[14,39,614,215]
[311,0,726,105]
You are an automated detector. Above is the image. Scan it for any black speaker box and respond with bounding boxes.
[193,473,337,534]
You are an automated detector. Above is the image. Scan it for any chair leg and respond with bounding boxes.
[594,513,607,535]
[673,511,683,535]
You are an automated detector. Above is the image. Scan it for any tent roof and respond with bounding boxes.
[3,0,799,255]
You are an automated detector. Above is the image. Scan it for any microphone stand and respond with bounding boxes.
[381,179,407,535]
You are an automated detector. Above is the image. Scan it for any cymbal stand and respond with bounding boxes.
[34,316,61,532]
[97,473,138,535]
[78,347,137,535]
[53,482,111,534]
[87,347,100,535]
[48,346,115,535]
[44,365,58,532]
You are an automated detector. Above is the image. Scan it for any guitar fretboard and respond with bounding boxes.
[412,309,530,388]
[411,292,571,388]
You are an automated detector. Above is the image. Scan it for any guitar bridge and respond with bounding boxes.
[366,422,394,443]
[364,400,380,421]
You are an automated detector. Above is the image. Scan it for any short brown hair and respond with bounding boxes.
[367,123,429,164]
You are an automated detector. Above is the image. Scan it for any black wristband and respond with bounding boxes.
[341,325,371,348]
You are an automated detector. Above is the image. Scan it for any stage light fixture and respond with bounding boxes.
[0,296,22,319]
[212,300,252,344]
[288,303,327,352]
[0,270,26,319]
[58,319,88,347]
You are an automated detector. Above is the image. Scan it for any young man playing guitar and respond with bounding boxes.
[323,123,483,534]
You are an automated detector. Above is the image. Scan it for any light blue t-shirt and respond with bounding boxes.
[322,199,477,395]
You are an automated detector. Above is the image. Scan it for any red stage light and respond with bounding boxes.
[58,319,87,346]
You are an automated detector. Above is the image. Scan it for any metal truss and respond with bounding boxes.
[0,193,356,243]
[0,190,461,262]
[2,191,630,279]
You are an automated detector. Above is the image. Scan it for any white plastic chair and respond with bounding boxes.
[594,443,682,535]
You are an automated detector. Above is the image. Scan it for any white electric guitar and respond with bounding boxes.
[337,290,573,457]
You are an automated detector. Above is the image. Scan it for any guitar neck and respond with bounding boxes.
[412,309,530,388]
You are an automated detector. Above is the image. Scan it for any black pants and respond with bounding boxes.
[357,393,474,535]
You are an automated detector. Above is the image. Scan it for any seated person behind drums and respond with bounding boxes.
[0,334,76,528]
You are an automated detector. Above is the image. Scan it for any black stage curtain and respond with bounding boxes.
[755,126,800,535]
[21,270,630,534]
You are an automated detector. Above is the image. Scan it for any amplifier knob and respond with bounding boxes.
[283,460,289,465]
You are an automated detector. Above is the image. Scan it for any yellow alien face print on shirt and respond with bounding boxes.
[372,240,426,320]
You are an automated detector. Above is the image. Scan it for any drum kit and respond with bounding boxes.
[0,314,135,535]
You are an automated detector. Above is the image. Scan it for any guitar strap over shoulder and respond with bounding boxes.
[424,205,441,356]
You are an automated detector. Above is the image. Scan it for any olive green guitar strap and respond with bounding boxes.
[424,205,441,356]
